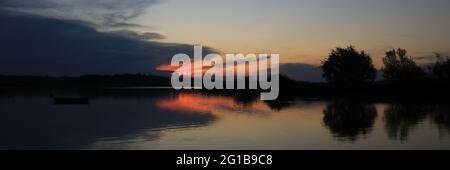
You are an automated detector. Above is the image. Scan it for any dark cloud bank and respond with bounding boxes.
[0,9,217,76]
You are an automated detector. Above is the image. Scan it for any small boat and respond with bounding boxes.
[54,97,90,105]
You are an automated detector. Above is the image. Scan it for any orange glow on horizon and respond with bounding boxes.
[155,57,270,77]
[156,64,180,72]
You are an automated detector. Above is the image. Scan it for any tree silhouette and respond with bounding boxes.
[382,48,425,82]
[430,53,450,80]
[321,46,377,85]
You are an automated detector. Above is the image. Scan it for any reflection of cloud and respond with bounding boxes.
[0,92,214,149]
[157,93,271,116]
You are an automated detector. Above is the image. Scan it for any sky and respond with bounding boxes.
[136,0,450,66]
[1,0,450,81]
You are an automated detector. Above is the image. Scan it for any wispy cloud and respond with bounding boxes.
[0,0,159,26]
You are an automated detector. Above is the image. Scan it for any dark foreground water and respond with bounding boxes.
[0,90,449,150]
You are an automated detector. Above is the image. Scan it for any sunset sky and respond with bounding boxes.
[1,0,450,80]
[135,0,450,67]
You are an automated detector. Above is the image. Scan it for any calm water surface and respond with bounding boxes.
[0,90,449,149]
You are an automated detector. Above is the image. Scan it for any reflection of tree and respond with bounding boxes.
[383,103,427,141]
[323,100,377,141]
[265,100,295,111]
[429,104,450,133]
[232,93,260,108]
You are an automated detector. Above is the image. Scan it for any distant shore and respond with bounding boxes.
[1,74,450,102]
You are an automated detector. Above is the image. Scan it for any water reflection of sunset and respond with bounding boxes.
[157,93,272,116]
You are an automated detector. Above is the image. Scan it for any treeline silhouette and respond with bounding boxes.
[0,74,171,89]
[2,46,450,99]
[293,46,450,99]
[188,46,450,101]
[320,46,450,84]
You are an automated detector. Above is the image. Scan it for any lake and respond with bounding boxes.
[0,90,449,150]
